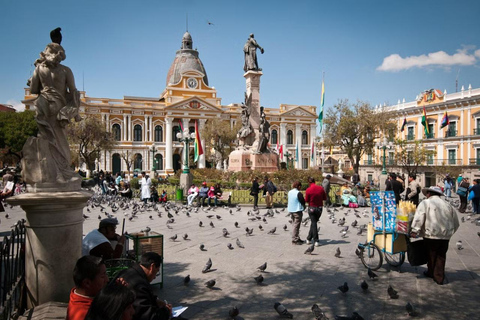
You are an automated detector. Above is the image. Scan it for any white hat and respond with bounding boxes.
[421,186,443,197]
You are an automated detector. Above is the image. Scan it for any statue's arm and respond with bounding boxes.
[64,66,77,93]
[30,67,41,94]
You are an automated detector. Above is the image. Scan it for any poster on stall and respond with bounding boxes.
[369,191,397,231]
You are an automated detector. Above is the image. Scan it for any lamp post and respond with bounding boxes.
[149,145,157,175]
[376,137,393,175]
[284,151,292,170]
[176,128,196,174]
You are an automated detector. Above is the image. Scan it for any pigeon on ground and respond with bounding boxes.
[199,244,206,251]
[387,285,399,299]
[206,215,214,218]
[360,280,368,291]
[283,224,288,231]
[335,247,341,258]
[236,238,245,248]
[98,215,102,220]
[205,279,216,288]
[268,227,276,234]
[406,302,416,316]
[367,268,378,280]
[254,274,264,285]
[227,243,234,250]
[235,221,239,228]
[311,304,328,320]
[259,225,263,231]
[169,234,177,242]
[274,302,293,319]
[202,258,212,273]
[223,228,230,237]
[456,240,463,250]
[216,215,222,220]
[338,282,349,294]
[258,262,267,272]
[210,221,215,228]
[334,312,364,320]
[304,244,315,255]
[183,275,190,286]
[183,233,188,240]
[199,221,203,227]
[228,306,239,319]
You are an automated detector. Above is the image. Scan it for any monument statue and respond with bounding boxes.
[236,92,254,149]
[243,33,264,72]
[255,106,271,154]
[23,29,82,192]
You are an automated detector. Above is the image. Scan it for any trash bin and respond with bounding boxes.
[176,188,183,201]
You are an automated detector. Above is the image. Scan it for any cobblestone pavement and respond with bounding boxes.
[1,194,479,320]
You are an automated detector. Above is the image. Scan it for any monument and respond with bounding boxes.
[229,34,278,172]
[7,28,91,307]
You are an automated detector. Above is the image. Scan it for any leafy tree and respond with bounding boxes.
[67,116,117,171]
[121,150,136,177]
[0,110,38,163]
[323,100,396,174]
[202,118,241,168]
[395,139,436,177]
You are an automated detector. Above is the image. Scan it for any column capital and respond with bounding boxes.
[165,117,173,125]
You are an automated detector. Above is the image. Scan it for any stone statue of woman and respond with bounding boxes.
[243,33,264,72]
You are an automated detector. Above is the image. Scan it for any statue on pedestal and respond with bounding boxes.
[23,29,82,191]
[255,107,271,154]
[236,92,254,149]
[243,33,264,72]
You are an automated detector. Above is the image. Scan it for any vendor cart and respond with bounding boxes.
[357,191,407,270]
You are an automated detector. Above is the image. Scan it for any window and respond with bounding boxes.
[388,152,395,165]
[407,127,414,140]
[476,149,480,165]
[112,124,121,141]
[134,153,142,170]
[426,124,434,138]
[133,125,142,141]
[448,149,456,165]
[155,154,163,170]
[154,125,163,142]
[287,130,293,144]
[446,121,457,137]
[427,153,434,165]
[476,119,480,135]
[189,126,195,134]
[367,174,373,184]
[367,154,373,165]
[302,158,308,169]
[271,129,278,145]
[302,131,308,145]
[173,126,181,141]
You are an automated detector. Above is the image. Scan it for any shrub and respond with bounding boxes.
[130,178,139,190]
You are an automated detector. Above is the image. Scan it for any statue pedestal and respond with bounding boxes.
[6,191,91,307]
[379,173,388,191]
[180,173,193,198]
[228,149,278,172]
[244,70,263,140]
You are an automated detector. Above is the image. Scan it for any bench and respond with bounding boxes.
[217,192,232,206]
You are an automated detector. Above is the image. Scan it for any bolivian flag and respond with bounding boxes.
[194,120,203,162]
[421,106,429,135]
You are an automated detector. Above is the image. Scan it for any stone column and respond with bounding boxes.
[129,115,132,141]
[165,118,173,172]
[280,123,287,162]
[105,114,110,132]
[150,116,154,142]
[123,115,127,141]
[296,124,302,169]
[7,191,91,307]
[244,70,263,140]
[198,119,206,169]
[144,115,148,142]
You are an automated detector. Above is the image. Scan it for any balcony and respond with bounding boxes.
[363,160,375,165]
[473,128,480,135]
[435,158,461,165]
[444,130,457,138]
[423,132,435,139]
[406,134,415,141]
[387,158,395,165]
[469,158,480,165]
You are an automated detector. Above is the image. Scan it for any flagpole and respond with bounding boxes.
[320,72,325,174]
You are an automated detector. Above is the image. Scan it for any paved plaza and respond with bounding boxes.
[1,193,480,320]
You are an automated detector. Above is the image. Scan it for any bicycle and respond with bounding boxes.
[357,228,406,271]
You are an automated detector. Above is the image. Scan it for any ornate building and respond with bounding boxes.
[22,32,318,176]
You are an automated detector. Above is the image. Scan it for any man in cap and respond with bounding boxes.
[82,218,125,259]
[322,175,332,207]
[198,182,209,207]
[410,186,459,285]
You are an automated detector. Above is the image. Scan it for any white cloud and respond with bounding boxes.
[6,99,25,112]
[377,48,478,72]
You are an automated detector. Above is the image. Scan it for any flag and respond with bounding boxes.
[421,106,429,135]
[276,140,279,154]
[194,120,203,162]
[178,120,184,131]
[440,111,450,129]
[400,117,407,132]
[278,144,284,160]
[295,142,299,162]
[311,141,314,162]
[319,74,325,133]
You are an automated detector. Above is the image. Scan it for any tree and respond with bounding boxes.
[395,139,436,177]
[0,110,38,163]
[323,100,396,174]
[121,150,136,176]
[67,116,117,171]
[202,118,241,168]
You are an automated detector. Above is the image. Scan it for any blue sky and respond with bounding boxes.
[1,0,480,115]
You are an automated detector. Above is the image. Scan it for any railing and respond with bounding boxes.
[445,130,457,138]
[435,158,461,165]
[363,160,375,165]
[0,220,26,320]
[469,158,480,165]
[424,132,435,139]
[406,134,415,141]
[473,129,480,135]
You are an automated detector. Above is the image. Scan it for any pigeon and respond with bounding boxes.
[216,215,222,220]
[367,268,378,280]
[202,258,212,273]
[274,302,293,319]
[228,306,239,319]
[234,221,239,228]
[141,227,151,233]
[456,240,463,250]
[254,274,264,285]
[169,234,177,242]
[222,228,230,237]
[334,312,364,320]
[477,232,480,238]
[206,215,214,219]
[461,217,465,223]
[406,302,415,316]
[227,243,234,250]
[210,221,215,228]
[338,282,349,294]
[283,224,288,231]
[259,225,263,231]
[98,215,102,220]
[199,221,203,227]
[183,233,188,240]
[50,27,62,44]
[247,228,253,236]
[83,214,89,219]
[149,215,153,220]
[360,280,368,291]
[311,304,328,320]
[268,227,276,234]
[257,262,267,272]
[304,244,315,255]
[387,285,399,299]
[183,275,190,286]
[355,248,362,258]
[335,247,341,258]
[199,244,206,251]
[205,279,216,288]
[236,238,245,248]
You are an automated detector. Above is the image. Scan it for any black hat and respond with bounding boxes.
[99,218,119,229]
[326,175,332,179]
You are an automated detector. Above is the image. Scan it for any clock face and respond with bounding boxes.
[187,78,198,89]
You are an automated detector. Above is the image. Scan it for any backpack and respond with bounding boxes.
[269,181,277,194]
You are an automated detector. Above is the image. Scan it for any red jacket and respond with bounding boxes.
[66,288,93,320]
[305,183,327,207]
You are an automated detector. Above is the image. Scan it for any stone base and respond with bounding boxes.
[379,173,388,191]
[180,173,193,196]
[6,191,91,307]
[228,149,278,172]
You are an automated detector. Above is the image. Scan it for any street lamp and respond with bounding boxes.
[284,151,292,170]
[149,145,157,172]
[376,137,393,175]
[176,128,196,174]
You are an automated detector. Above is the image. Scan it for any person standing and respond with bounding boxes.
[305,177,327,247]
[140,172,151,204]
[443,175,453,198]
[458,177,470,213]
[406,174,421,207]
[457,174,463,188]
[322,175,332,207]
[386,172,404,205]
[470,179,480,214]
[263,176,276,209]
[410,186,459,285]
[251,177,260,210]
[288,181,306,245]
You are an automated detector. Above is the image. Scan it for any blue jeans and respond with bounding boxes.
[445,188,451,197]
[208,197,218,206]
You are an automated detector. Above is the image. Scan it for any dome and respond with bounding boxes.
[166,32,208,86]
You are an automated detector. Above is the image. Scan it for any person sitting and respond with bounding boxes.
[208,184,223,207]
[119,183,132,199]
[82,218,126,260]
[67,255,108,320]
[187,184,198,206]
[159,190,167,203]
[84,282,135,320]
[198,182,209,206]
[150,186,159,203]
[0,179,15,212]
[115,252,172,320]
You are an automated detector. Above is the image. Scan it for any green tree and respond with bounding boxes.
[121,149,136,177]
[323,100,396,174]
[202,118,241,168]
[0,110,38,163]
[395,139,436,177]
[67,116,117,171]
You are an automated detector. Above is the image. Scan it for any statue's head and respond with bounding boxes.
[36,43,66,67]
[250,33,254,38]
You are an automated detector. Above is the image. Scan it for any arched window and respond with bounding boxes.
[134,125,142,141]
[112,124,121,141]
[155,125,163,142]
[302,130,308,145]
[271,129,278,145]
[134,153,142,170]
[155,154,163,170]
[189,126,195,134]
[173,126,181,142]
[287,130,293,145]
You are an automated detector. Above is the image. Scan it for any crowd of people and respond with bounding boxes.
[186,182,223,207]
